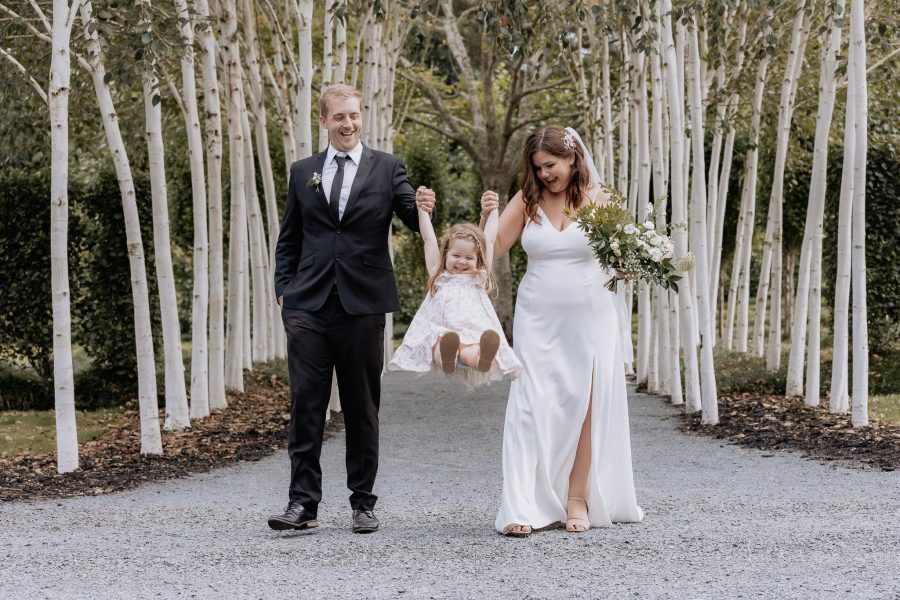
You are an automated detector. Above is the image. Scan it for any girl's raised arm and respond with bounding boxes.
[483,208,499,271]
[419,207,442,277]
[480,190,527,258]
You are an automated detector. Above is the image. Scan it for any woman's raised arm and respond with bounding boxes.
[480,190,527,259]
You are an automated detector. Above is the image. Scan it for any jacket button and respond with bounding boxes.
[335,256,341,261]
[336,228,342,234]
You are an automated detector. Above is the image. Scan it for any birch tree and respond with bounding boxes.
[137,0,190,429]
[195,0,227,410]
[785,0,844,402]
[49,0,81,472]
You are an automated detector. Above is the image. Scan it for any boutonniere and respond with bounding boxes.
[307,171,322,192]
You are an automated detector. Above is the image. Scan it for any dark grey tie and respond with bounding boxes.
[329,155,348,221]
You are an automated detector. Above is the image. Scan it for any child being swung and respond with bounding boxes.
[388,204,521,389]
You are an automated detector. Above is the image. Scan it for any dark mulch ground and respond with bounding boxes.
[679,393,900,472]
[0,368,343,503]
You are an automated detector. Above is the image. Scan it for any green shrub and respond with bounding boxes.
[713,349,787,395]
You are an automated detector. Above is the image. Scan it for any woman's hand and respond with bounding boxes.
[615,269,638,281]
[480,190,500,217]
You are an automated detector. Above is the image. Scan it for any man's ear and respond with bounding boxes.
[319,114,327,128]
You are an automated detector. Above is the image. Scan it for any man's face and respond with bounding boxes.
[320,95,362,152]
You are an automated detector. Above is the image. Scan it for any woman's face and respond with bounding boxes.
[445,238,478,275]
[531,149,574,195]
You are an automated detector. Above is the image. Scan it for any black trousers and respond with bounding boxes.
[281,291,385,514]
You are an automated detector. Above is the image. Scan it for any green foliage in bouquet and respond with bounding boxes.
[568,188,690,292]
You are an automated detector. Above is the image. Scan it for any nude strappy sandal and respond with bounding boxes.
[565,496,591,533]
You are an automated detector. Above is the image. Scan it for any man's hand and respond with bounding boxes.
[480,190,500,217]
[278,295,284,312]
[416,186,436,214]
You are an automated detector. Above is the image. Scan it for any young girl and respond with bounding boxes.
[388,208,521,389]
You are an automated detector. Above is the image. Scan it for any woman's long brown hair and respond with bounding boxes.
[520,126,592,224]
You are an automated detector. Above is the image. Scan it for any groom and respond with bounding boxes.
[270,84,435,533]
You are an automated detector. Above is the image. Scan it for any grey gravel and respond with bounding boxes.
[1,372,899,600]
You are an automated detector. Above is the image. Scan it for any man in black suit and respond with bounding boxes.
[269,85,435,533]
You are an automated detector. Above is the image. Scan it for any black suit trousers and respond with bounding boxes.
[281,291,384,513]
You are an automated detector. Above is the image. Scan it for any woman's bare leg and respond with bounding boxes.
[567,375,593,531]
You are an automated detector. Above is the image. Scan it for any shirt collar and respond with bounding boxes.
[326,141,363,166]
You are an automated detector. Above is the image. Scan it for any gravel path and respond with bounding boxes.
[2,372,899,599]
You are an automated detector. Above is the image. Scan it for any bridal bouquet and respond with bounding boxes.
[569,187,693,292]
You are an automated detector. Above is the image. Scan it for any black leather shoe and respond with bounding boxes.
[268,501,318,531]
[352,509,380,533]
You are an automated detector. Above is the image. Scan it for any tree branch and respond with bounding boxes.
[0,47,48,105]
[439,0,485,133]
[25,0,51,33]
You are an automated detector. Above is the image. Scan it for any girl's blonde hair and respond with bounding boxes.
[427,223,495,296]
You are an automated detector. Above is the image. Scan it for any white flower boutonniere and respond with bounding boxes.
[307,171,322,192]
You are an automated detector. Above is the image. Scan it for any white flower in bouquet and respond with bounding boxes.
[643,221,655,230]
[623,224,638,235]
[675,252,696,272]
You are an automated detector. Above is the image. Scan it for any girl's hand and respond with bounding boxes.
[416,186,436,213]
[480,191,500,217]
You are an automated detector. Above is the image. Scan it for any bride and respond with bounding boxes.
[480,125,643,536]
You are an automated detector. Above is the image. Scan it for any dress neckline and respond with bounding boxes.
[537,206,574,233]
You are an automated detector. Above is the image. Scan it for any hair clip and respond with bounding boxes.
[562,130,575,152]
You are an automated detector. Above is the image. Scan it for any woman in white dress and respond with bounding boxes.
[481,125,644,536]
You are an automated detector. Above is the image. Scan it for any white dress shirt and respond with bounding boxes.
[322,141,363,220]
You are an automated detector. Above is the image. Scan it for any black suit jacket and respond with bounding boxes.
[274,145,421,315]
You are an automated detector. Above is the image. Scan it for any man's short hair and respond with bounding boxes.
[319,84,363,117]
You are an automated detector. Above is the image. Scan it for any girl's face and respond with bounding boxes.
[531,150,574,195]
[445,238,479,275]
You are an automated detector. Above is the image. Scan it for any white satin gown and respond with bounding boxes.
[495,207,644,531]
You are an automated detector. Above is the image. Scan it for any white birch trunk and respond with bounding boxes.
[50,0,80,471]
[195,0,226,410]
[661,0,702,412]
[602,34,615,185]
[140,12,190,429]
[335,7,347,84]
[78,1,162,446]
[319,1,334,152]
[242,110,270,363]
[296,0,313,158]
[222,0,246,391]
[786,8,843,400]
[733,52,770,352]
[849,0,868,427]
[766,12,810,369]
[171,0,209,419]
[687,24,719,423]
[830,33,856,414]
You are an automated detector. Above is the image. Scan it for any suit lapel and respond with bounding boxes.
[341,145,375,221]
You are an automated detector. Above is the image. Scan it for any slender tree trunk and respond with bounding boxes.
[602,34,615,184]
[802,4,844,405]
[660,0,702,412]
[139,4,190,429]
[687,23,718,423]
[172,0,209,419]
[849,0,868,427]
[830,47,856,414]
[50,0,79,471]
[195,0,226,410]
[78,0,162,445]
[222,0,247,391]
[296,0,313,158]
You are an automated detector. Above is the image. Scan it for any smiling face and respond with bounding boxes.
[319,95,362,152]
[531,149,575,195]
[444,238,479,275]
